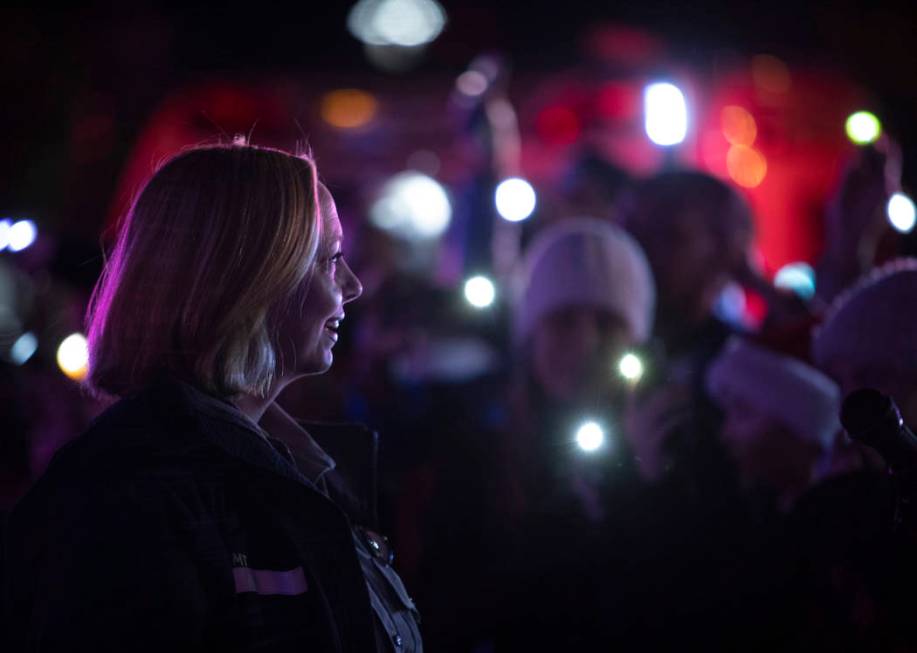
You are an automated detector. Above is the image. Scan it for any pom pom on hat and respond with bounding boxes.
[707,337,841,449]
[513,217,655,346]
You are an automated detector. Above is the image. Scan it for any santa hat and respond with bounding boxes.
[707,337,840,449]
[513,217,655,346]
[813,259,917,374]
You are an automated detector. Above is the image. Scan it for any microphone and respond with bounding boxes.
[840,388,917,472]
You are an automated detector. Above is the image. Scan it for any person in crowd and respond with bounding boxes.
[617,170,811,489]
[1,143,422,652]
[707,337,840,512]
[813,259,917,429]
[616,171,757,490]
[619,170,754,358]
[795,258,917,650]
[491,216,655,650]
[508,216,654,511]
[610,341,840,651]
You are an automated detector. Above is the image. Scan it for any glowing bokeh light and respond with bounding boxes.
[56,333,89,381]
[887,192,917,234]
[715,282,747,326]
[575,421,606,453]
[494,177,537,222]
[463,275,496,308]
[727,145,768,188]
[370,172,452,240]
[10,331,38,365]
[8,220,37,252]
[347,0,447,47]
[721,106,757,146]
[617,352,645,384]
[774,262,816,300]
[0,219,11,251]
[751,55,791,94]
[845,111,882,146]
[320,89,378,129]
[456,70,488,97]
[644,82,688,146]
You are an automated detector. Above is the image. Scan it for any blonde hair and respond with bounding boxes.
[86,143,323,399]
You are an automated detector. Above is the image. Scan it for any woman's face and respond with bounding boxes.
[277,186,362,377]
[531,306,632,403]
[651,206,751,325]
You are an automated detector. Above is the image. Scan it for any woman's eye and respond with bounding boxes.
[325,252,343,269]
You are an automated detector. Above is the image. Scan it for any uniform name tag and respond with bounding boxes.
[233,566,308,596]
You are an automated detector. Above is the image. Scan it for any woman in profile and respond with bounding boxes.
[2,143,422,652]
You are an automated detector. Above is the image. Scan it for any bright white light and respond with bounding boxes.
[347,0,447,47]
[887,192,917,234]
[0,219,11,251]
[56,333,89,381]
[575,421,606,453]
[617,352,645,384]
[774,262,816,299]
[7,220,37,252]
[644,82,688,146]
[463,275,496,308]
[9,331,37,365]
[370,172,452,240]
[494,177,537,222]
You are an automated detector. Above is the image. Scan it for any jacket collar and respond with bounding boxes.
[142,375,317,490]
[139,376,377,526]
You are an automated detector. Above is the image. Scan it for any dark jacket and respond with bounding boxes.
[2,377,418,652]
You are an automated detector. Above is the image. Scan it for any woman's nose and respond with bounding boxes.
[342,261,363,303]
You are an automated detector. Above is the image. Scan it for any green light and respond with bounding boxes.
[845,111,881,145]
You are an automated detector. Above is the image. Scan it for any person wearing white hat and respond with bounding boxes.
[513,216,655,405]
[707,337,841,510]
[491,217,656,650]
[813,258,917,429]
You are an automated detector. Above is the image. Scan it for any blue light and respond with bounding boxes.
[774,262,816,300]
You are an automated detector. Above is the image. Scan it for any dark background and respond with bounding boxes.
[4,1,917,240]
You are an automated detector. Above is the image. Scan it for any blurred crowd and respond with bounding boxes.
[3,86,917,651]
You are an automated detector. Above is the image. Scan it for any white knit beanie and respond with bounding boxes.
[813,258,917,374]
[513,217,655,346]
[707,337,841,449]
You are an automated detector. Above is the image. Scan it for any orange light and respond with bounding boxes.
[721,105,757,146]
[751,54,791,95]
[320,89,378,129]
[727,145,767,188]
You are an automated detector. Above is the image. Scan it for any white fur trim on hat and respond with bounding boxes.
[513,217,655,345]
[707,337,841,449]
[813,258,917,373]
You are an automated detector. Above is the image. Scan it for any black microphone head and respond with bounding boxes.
[840,387,917,471]
[840,388,901,442]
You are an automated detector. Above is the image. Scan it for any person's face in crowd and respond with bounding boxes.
[827,360,917,429]
[276,185,363,377]
[531,306,632,403]
[720,395,820,492]
[651,206,752,325]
